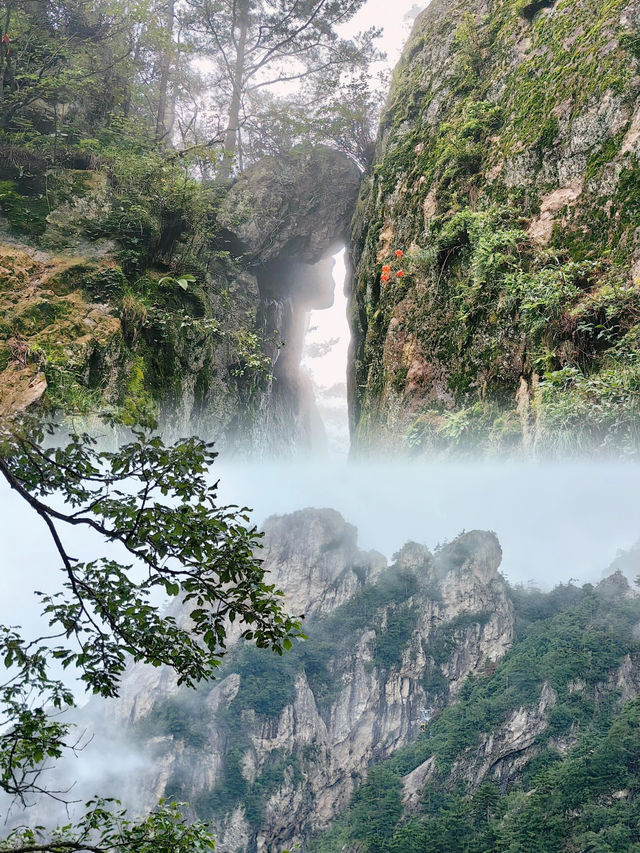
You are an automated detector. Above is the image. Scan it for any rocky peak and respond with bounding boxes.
[393,540,434,571]
[597,570,636,600]
[117,510,515,852]
[435,530,503,585]
[259,508,385,618]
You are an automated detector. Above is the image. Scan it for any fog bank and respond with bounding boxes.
[215,458,640,588]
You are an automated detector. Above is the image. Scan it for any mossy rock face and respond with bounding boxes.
[349,0,640,458]
[0,239,263,440]
[0,245,125,417]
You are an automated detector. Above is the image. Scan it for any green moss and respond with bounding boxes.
[118,356,157,427]
[353,0,640,454]
[619,31,640,61]
[0,345,11,371]
[83,267,127,302]
[12,298,72,335]
[585,131,626,182]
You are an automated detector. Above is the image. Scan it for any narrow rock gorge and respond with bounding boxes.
[0,146,360,451]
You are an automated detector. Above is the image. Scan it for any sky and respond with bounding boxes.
[301,251,351,456]
[342,0,427,65]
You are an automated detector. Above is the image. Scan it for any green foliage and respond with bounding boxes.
[349,766,404,845]
[86,151,214,274]
[0,799,215,853]
[0,178,49,235]
[228,644,298,720]
[536,354,640,456]
[373,603,417,668]
[195,745,303,829]
[82,267,128,302]
[0,419,302,817]
[231,329,274,394]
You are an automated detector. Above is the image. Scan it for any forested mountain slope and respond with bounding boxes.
[107,509,640,853]
[349,0,640,457]
[110,510,515,852]
[311,572,640,853]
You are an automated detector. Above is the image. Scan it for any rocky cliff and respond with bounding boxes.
[0,146,359,450]
[110,509,515,852]
[312,571,640,853]
[349,0,640,457]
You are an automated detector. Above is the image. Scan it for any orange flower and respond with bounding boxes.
[381,265,391,272]
[381,273,390,282]
[396,270,405,278]
[395,249,404,258]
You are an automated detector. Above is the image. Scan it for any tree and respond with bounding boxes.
[0,415,303,850]
[0,0,141,136]
[239,66,387,169]
[184,0,381,175]
[0,0,211,157]
[154,0,177,145]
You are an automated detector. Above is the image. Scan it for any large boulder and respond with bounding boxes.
[218,146,361,266]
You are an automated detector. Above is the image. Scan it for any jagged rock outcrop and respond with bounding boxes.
[349,0,640,458]
[112,510,514,852]
[108,508,386,727]
[256,509,385,618]
[455,680,557,788]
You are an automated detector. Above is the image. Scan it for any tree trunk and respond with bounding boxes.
[155,0,176,146]
[220,0,249,178]
[0,3,12,107]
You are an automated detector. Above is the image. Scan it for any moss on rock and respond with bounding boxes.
[350,0,640,458]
